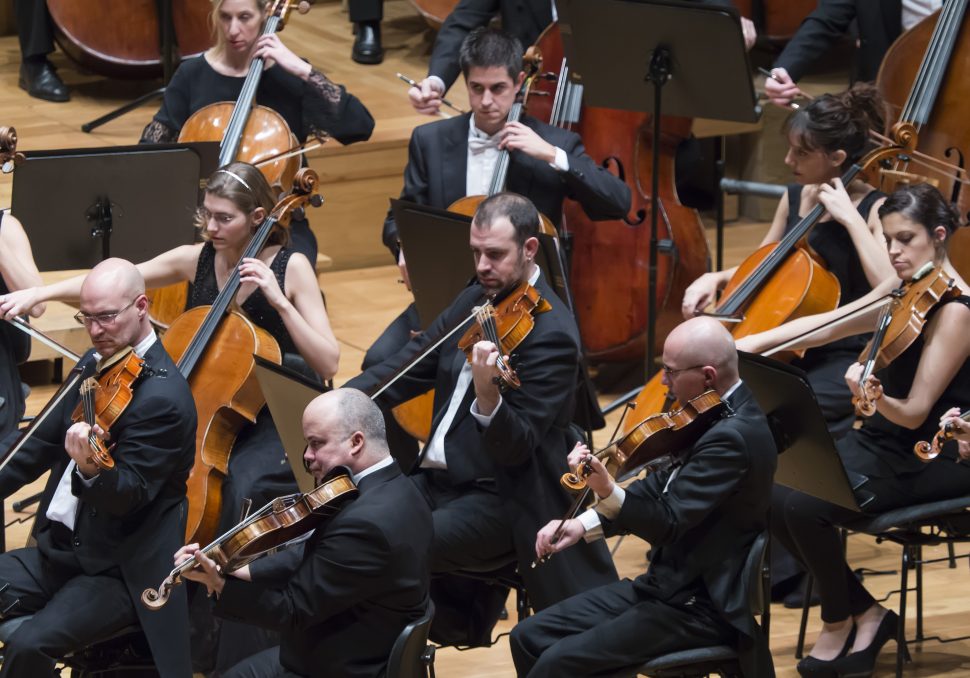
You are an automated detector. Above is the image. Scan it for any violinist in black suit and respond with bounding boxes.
[512,317,777,678]
[350,192,617,644]
[764,0,941,107]
[0,259,196,678]
[175,388,432,678]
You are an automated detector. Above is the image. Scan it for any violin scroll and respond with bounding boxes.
[852,378,883,418]
[0,127,25,174]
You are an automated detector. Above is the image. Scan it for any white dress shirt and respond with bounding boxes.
[902,0,942,30]
[46,331,158,530]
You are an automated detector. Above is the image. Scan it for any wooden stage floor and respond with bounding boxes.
[3,2,970,675]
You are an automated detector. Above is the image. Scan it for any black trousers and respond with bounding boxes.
[510,578,735,678]
[348,0,383,22]
[222,646,303,678]
[772,435,970,623]
[0,547,137,677]
[13,0,54,59]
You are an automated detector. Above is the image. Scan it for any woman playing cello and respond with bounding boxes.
[738,183,970,676]
[684,83,895,439]
[139,0,375,264]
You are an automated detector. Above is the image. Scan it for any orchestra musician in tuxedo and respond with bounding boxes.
[175,388,432,678]
[512,317,778,678]
[349,192,618,643]
[0,259,196,677]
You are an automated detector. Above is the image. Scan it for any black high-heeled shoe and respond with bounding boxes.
[831,610,910,678]
[796,625,856,677]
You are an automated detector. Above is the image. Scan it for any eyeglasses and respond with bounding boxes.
[74,298,137,327]
[661,363,706,377]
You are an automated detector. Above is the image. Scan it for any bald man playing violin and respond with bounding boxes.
[512,317,778,678]
[0,258,196,678]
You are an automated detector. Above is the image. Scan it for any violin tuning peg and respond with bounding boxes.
[309,195,324,208]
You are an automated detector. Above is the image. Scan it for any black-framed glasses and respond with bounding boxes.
[74,298,137,327]
[661,363,706,377]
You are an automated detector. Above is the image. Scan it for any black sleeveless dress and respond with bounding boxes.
[784,185,885,440]
[0,211,30,439]
[839,295,970,512]
[186,242,304,533]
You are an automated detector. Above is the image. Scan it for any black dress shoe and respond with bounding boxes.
[19,59,70,102]
[796,625,856,677]
[830,610,909,678]
[352,21,384,65]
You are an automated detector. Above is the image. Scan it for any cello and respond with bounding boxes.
[163,168,322,546]
[529,23,710,362]
[46,1,212,79]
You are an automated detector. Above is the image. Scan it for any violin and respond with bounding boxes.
[534,390,727,568]
[70,348,147,471]
[853,262,961,416]
[0,127,24,174]
[141,468,358,610]
[914,409,970,461]
[456,281,552,390]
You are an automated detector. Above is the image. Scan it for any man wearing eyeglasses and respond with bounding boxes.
[512,316,778,678]
[0,258,196,677]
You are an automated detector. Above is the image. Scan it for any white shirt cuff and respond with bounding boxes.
[550,147,569,172]
[427,75,446,94]
[593,484,625,520]
[75,466,99,486]
[470,395,503,426]
[577,508,604,541]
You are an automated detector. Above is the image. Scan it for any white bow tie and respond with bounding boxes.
[468,135,500,154]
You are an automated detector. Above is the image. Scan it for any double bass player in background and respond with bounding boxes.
[512,317,778,678]
[0,259,196,677]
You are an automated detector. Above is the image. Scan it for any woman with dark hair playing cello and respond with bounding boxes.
[139,0,375,265]
[738,183,970,676]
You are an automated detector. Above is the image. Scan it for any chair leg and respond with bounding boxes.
[795,576,813,659]
[896,545,911,678]
[947,542,956,568]
[915,545,924,642]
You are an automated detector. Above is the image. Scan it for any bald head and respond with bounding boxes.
[77,258,151,358]
[663,317,739,397]
[302,389,390,480]
[81,258,146,302]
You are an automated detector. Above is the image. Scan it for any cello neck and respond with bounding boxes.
[899,0,968,128]
[715,163,862,318]
[175,213,280,379]
[219,13,284,166]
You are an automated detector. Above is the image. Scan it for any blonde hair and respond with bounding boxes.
[196,162,288,247]
[209,0,270,59]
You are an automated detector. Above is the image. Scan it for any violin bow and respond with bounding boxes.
[5,316,81,363]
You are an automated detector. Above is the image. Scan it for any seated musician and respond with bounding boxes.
[0,259,196,677]
[174,388,432,678]
[348,192,617,643]
[737,183,970,677]
[0,211,44,438]
[940,407,970,458]
[139,0,375,266]
[511,316,778,678]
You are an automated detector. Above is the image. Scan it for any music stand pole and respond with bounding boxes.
[645,46,671,379]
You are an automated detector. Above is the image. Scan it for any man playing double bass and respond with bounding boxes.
[512,317,777,677]
[0,259,196,677]
[349,192,617,644]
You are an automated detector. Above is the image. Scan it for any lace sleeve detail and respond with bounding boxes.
[306,69,342,106]
[139,119,178,144]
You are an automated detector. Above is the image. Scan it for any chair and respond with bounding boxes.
[630,531,771,678]
[452,552,531,623]
[794,495,970,678]
[0,614,155,677]
[386,601,436,678]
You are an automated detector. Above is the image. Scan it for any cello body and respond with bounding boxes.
[162,307,282,545]
[46,0,212,79]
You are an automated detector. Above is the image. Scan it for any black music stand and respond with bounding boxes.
[11,142,218,270]
[391,200,570,327]
[738,352,860,511]
[557,0,760,378]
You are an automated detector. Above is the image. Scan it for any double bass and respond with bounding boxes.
[528,23,710,362]
[46,1,212,79]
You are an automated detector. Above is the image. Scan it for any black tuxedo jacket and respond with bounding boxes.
[0,341,197,678]
[216,463,432,678]
[774,0,902,83]
[602,383,777,677]
[347,274,617,608]
[429,0,552,92]
[381,112,631,261]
